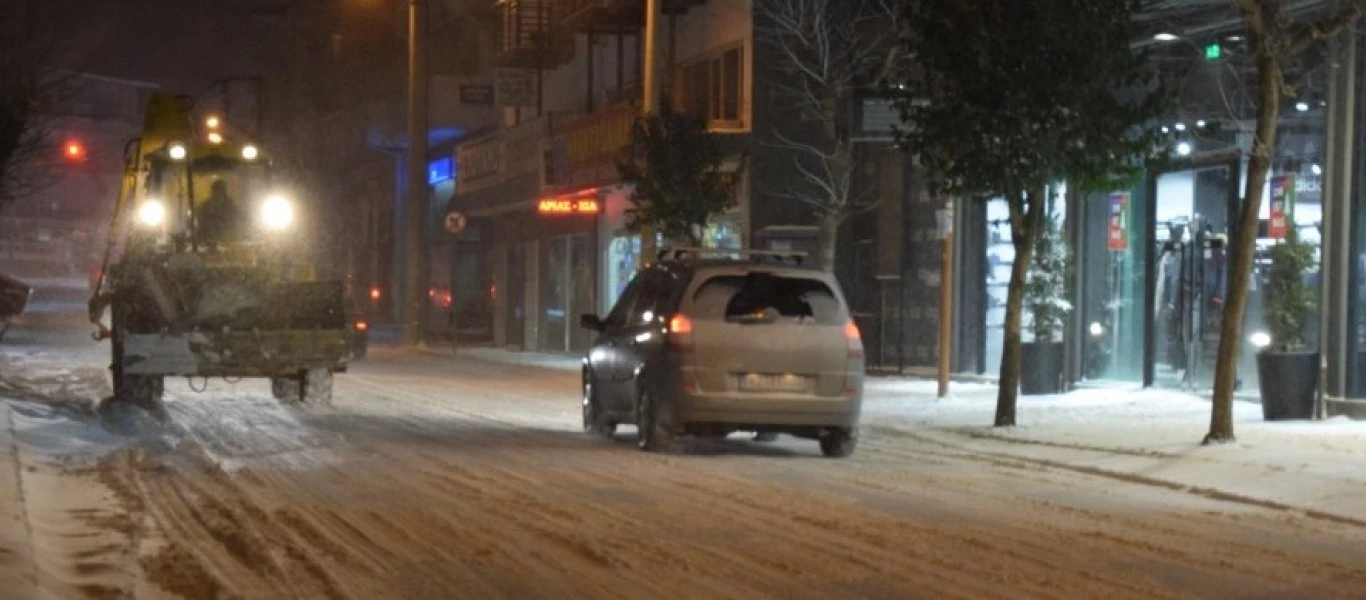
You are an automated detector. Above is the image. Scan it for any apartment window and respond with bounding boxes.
[681,46,744,129]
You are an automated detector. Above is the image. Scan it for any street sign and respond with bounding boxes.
[1107,192,1129,251]
[495,70,533,107]
[935,206,954,240]
[460,84,494,105]
[444,211,467,234]
[1268,174,1295,239]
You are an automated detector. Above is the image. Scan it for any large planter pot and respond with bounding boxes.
[1020,341,1065,395]
[1255,351,1318,421]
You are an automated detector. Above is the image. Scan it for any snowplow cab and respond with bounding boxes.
[91,92,349,410]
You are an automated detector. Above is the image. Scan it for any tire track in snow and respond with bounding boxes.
[38,347,1364,599]
[334,374,1188,599]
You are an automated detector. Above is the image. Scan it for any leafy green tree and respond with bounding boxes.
[618,99,739,248]
[896,0,1170,426]
[1205,0,1366,444]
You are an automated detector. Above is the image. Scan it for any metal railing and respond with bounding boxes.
[657,247,809,266]
[497,0,554,55]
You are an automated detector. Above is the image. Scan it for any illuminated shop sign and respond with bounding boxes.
[428,157,453,185]
[538,189,601,215]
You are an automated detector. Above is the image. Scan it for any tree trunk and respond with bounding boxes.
[816,214,840,271]
[1207,42,1283,445]
[996,188,1045,426]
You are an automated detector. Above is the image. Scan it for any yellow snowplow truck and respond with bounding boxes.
[89,93,350,410]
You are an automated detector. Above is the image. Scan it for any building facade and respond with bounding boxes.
[446,0,751,354]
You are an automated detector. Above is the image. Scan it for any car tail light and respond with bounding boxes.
[669,314,692,335]
[667,313,694,353]
[845,321,864,359]
[355,320,368,332]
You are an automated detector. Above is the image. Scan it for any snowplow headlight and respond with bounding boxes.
[260,194,294,231]
[137,200,166,226]
[168,143,187,161]
[242,144,259,161]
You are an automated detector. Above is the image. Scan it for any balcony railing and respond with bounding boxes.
[494,1,575,69]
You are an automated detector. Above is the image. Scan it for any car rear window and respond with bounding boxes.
[689,273,845,325]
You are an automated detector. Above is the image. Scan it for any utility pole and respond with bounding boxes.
[404,0,429,345]
[642,0,659,114]
[937,201,955,398]
[638,0,661,268]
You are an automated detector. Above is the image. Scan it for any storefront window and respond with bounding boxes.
[1074,129,1323,393]
[606,234,641,312]
[1242,156,1323,394]
[1149,166,1237,389]
[569,234,594,352]
[984,199,1012,373]
[702,212,743,250]
[542,236,570,352]
[981,189,1067,374]
[1079,183,1148,384]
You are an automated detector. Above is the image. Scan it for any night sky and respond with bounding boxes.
[58,1,365,91]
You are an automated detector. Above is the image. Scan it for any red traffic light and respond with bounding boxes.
[63,140,87,162]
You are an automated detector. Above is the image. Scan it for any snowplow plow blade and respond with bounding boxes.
[120,329,349,377]
[117,280,352,377]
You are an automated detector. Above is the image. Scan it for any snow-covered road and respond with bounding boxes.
[3,324,1366,599]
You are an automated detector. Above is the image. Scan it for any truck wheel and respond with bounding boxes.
[115,373,165,413]
[302,368,333,406]
[271,376,301,402]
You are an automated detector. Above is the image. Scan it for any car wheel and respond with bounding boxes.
[819,428,857,458]
[636,389,676,452]
[581,377,616,437]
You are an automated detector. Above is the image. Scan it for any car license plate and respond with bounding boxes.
[738,373,810,393]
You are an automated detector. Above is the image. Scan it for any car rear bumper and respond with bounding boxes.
[672,392,862,428]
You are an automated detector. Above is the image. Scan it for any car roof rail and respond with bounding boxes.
[657,246,808,266]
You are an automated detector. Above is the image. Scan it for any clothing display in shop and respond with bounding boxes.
[1155,222,1188,369]
[1153,219,1228,381]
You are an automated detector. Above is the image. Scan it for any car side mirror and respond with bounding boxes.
[579,314,603,331]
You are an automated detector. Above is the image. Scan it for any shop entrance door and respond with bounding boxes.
[1146,161,1239,391]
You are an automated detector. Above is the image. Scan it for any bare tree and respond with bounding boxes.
[753,0,903,270]
[1205,0,1366,444]
[0,1,74,210]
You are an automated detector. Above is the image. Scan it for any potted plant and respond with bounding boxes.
[1256,222,1318,420]
[1021,210,1072,394]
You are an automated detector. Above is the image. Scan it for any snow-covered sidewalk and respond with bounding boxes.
[864,380,1366,525]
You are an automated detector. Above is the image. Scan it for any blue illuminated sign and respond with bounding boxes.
[428,157,453,185]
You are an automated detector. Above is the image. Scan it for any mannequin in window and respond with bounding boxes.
[1155,222,1188,368]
